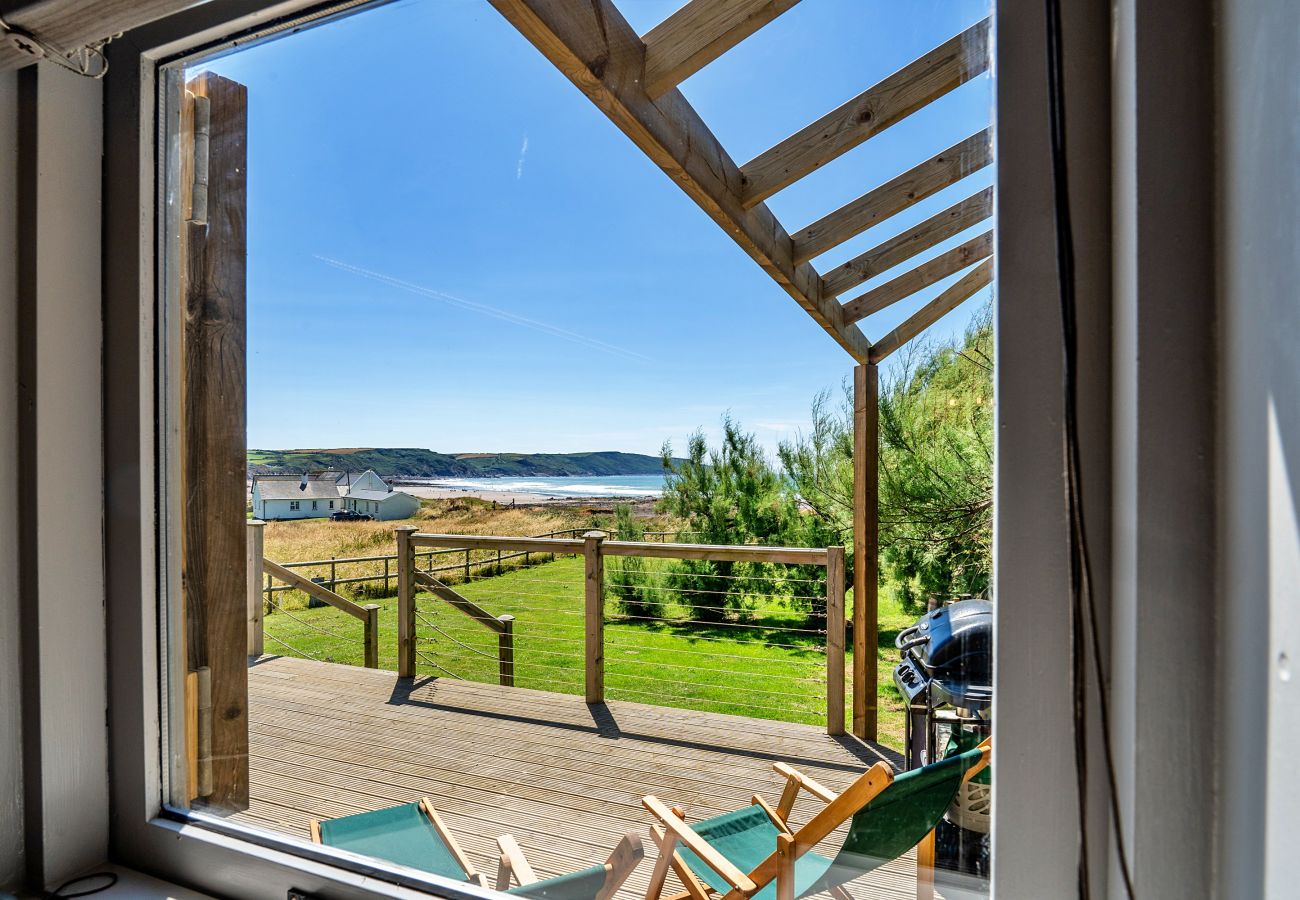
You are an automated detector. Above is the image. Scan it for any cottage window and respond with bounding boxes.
[289,501,299,511]
[311,501,318,510]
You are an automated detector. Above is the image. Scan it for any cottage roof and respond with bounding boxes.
[255,477,342,501]
[347,489,405,503]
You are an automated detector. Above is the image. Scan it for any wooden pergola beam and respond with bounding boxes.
[791,128,992,265]
[822,186,992,298]
[841,231,992,324]
[738,18,990,209]
[868,258,992,363]
[642,0,803,101]
[487,0,872,364]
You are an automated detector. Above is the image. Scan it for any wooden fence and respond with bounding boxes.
[394,528,847,735]
[253,526,597,601]
[247,520,380,667]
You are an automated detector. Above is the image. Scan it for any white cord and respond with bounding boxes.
[0,14,114,79]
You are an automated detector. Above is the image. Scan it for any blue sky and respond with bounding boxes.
[194,0,992,456]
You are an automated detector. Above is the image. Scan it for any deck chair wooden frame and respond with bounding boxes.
[643,739,991,900]
[310,797,487,887]
[495,831,645,900]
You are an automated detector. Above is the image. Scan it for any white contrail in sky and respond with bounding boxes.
[516,135,529,180]
[314,255,654,363]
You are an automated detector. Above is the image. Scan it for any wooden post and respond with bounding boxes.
[916,830,937,900]
[464,548,471,580]
[499,614,515,687]
[853,363,880,741]
[181,72,249,811]
[246,520,265,658]
[383,556,390,595]
[396,525,418,677]
[583,530,607,703]
[825,545,846,735]
[329,556,337,592]
[362,603,381,669]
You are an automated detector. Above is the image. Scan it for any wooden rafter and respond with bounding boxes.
[486,0,873,364]
[841,231,992,324]
[791,128,991,265]
[738,18,990,208]
[822,186,992,297]
[642,0,802,100]
[868,258,992,363]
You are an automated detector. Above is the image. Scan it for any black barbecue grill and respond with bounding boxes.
[893,598,993,879]
[894,599,993,712]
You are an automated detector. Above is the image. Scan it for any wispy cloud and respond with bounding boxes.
[516,135,529,180]
[315,255,654,363]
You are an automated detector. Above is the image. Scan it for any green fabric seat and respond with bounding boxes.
[674,748,985,900]
[316,801,467,880]
[507,864,611,900]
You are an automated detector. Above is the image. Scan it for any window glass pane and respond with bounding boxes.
[161,1,994,896]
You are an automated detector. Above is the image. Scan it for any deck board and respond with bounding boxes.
[239,656,945,900]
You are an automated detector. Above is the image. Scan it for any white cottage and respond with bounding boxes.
[250,475,342,520]
[344,469,421,521]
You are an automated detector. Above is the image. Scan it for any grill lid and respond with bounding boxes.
[896,599,993,709]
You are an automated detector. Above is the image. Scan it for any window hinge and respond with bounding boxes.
[190,92,210,225]
[196,665,213,797]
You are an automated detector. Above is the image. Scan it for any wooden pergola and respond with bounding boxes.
[484,0,993,741]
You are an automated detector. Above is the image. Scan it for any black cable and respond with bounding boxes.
[43,872,118,899]
[1043,1,1138,898]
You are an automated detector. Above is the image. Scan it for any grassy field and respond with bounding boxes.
[261,497,592,567]
[260,551,914,749]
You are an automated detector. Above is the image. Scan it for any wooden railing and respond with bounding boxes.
[394,528,847,735]
[247,520,381,667]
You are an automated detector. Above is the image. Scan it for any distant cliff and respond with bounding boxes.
[247,448,669,478]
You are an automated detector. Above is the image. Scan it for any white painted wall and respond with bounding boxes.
[350,470,388,493]
[373,493,419,521]
[1217,2,1300,896]
[257,497,337,520]
[0,67,24,892]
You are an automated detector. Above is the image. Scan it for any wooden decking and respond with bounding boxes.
[241,656,938,899]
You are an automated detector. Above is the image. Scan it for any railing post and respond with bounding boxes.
[464,548,471,580]
[246,520,265,658]
[396,525,418,678]
[329,556,337,592]
[826,546,847,735]
[583,530,607,704]
[498,614,515,687]
[363,603,381,669]
[383,556,390,595]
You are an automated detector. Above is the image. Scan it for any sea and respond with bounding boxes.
[410,474,665,499]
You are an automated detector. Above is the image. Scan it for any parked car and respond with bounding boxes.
[330,509,372,522]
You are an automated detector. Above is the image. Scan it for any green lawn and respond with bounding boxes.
[262,555,912,748]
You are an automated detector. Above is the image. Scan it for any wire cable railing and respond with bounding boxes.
[399,529,848,733]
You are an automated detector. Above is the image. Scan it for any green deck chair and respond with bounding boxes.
[310,798,487,887]
[495,831,645,900]
[642,743,989,900]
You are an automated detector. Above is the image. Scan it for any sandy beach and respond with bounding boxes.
[397,483,659,513]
